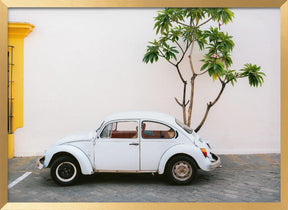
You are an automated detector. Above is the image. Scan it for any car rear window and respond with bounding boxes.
[141,121,175,139]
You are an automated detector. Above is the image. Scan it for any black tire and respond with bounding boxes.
[50,156,81,186]
[165,155,198,185]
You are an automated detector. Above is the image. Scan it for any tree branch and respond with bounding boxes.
[182,81,188,124]
[188,28,197,75]
[194,82,226,132]
[197,17,213,27]
[171,20,190,28]
[218,76,224,84]
[175,65,186,84]
[225,74,241,85]
[173,39,184,54]
[225,78,232,85]
[186,28,198,127]
[158,49,177,66]
[177,41,192,65]
[188,54,195,74]
[174,81,188,124]
[196,69,209,76]
[211,83,225,106]
[189,13,195,27]
[174,65,188,124]
[160,50,189,124]
[194,103,211,133]
[187,74,197,127]
[174,97,182,106]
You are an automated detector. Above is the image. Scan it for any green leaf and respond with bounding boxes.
[201,62,210,71]
[143,45,160,64]
[240,64,265,87]
[153,9,173,34]
[208,8,234,24]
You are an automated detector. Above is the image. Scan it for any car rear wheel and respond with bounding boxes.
[165,155,197,185]
[51,156,80,186]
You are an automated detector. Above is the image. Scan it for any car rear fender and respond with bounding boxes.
[44,144,94,175]
[157,144,209,174]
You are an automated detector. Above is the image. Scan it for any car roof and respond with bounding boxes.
[104,111,176,124]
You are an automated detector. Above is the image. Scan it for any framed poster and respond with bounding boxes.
[0,0,287,210]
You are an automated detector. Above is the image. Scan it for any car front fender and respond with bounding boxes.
[44,144,94,175]
[157,144,211,174]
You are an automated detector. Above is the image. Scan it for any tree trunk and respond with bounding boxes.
[187,30,197,127]
[187,74,197,127]
[182,105,187,125]
[174,65,189,124]
[194,82,226,132]
[182,81,187,124]
[194,103,211,132]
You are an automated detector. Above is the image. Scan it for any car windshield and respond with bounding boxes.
[96,121,104,133]
[175,119,193,134]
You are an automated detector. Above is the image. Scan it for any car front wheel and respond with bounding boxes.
[165,155,197,185]
[50,156,80,186]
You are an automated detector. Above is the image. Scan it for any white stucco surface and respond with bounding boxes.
[8,8,280,156]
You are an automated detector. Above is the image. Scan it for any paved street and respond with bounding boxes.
[8,154,280,202]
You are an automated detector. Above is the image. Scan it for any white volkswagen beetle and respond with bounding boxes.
[37,111,221,185]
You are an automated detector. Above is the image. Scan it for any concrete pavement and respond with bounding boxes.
[8,154,280,202]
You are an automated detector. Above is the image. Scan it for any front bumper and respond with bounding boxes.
[36,156,45,169]
[209,153,221,170]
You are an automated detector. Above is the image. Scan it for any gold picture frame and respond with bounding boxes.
[0,0,287,209]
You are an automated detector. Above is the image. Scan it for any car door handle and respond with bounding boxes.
[129,142,139,146]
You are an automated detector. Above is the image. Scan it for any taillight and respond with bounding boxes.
[200,148,207,157]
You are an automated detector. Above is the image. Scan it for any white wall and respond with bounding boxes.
[8,8,280,156]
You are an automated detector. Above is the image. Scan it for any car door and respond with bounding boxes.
[140,120,179,171]
[94,120,140,171]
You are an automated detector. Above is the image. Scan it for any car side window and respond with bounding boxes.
[141,121,175,139]
[100,121,138,139]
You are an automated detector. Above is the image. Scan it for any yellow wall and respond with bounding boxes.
[8,23,34,158]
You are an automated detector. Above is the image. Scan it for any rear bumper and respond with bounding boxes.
[209,153,221,170]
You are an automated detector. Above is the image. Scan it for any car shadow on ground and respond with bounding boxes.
[72,170,215,186]
[79,173,168,185]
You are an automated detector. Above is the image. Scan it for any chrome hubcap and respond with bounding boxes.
[172,161,192,181]
[56,162,77,182]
